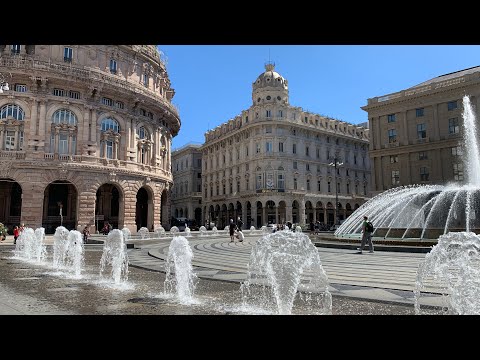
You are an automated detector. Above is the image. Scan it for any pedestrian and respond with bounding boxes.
[237,216,243,230]
[83,226,90,244]
[13,226,19,244]
[229,219,236,242]
[357,215,374,254]
[235,226,244,242]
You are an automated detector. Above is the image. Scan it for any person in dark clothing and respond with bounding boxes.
[237,217,243,230]
[229,219,235,242]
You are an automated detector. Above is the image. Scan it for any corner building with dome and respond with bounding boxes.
[0,45,179,233]
[201,64,371,229]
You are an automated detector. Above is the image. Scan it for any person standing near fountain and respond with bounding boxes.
[83,226,90,244]
[229,219,236,242]
[356,215,374,254]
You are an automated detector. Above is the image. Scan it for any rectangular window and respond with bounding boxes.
[279,142,284,152]
[59,133,68,154]
[266,126,272,133]
[278,174,284,189]
[317,180,321,192]
[417,123,426,139]
[53,88,65,97]
[245,115,248,123]
[216,185,219,196]
[102,97,113,106]
[266,141,272,153]
[256,143,261,154]
[143,74,149,87]
[390,155,398,163]
[419,151,428,160]
[266,110,271,118]
[294,178,298,190]
[256,174,263,189]
[64,47,73,62]
[246,146,249,157]
[110,59,117,74]
[388,129,397,143]
[347,183,350,194]
[315,119,319,126]
[15,84,27,92]
[391,170,400,185]
[246,164,249,171]
[451,146,463,156]
[304,116,308,123]
[69,90,80,99]
[5,131,15,151]
[449,118,459,134]
[306,146,310,156]
[293,161,297,170]
[106,140,114,159]
[354,155,357,165]
[364,185,367,195]
[229,182,232,194]
[387,114,396,123]
[316,148,320,158]
[293,144,297,154]
[307,179,311,191]
[246,179,249,190]
[420,167,429,181]
[453,163,464,181]
[416,108,424,117]
[278,110,283,118]
[306,163,310,171]
[448,101,458,111]
[328,182,331,193]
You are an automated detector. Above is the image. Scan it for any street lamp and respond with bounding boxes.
[0,72,11,94]
[328,157,343,227]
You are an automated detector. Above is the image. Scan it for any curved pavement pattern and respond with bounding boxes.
[127,233,445,308]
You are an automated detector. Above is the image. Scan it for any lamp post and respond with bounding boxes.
[0,72,11,94]
[328,157,343,228]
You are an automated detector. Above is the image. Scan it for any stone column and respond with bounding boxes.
[77,189,96,231]
[275,206,279,224]
[90,111,97,142]
[122,187,137,233]
[0,128,4,151]
[82,107,90,154]
[68,132,73,155]
[313,208,317,224]
[114,138,119,159]
[30,99,38,137]
[38,101,47,143]
[103,139,107,159]
[241,202,247,230]
[323,208,327,224]
[14,130,18,151]
[263,204,267,226]
[20,182,45,229]
[54,128,59,155]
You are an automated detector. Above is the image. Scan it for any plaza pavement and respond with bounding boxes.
[0,231,445,312]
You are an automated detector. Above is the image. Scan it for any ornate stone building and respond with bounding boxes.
[201,64,371,229]
[362,66,479,195]
[0,45,179,233]
[171,143,203,225]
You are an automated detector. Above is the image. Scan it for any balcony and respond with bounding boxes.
[0,150,25,159]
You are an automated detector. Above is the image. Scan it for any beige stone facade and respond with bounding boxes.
[0,45,179,233]
[200,64,371,229]
[362,66,480,195]
[171,144,203,225]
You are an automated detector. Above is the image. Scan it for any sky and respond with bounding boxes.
[158,45,480,150]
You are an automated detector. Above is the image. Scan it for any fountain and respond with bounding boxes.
[53,226,70,268]
[261,226,269,235]
[170,226,179,236]
[155,226,166,238]
[121,227,131,242]
[199,226,207,236]
[14,228,34,260]
[185,226,191,237]
[212,226,218,236]
[241,230,332,315]
[295,226,303,233]
[336,95,480,240]
[33,227,47,263]
[164,236,198,304]
[138,227,149,240]
[415,231,480,314]
[100,229,129,284]
[250,225,256,232]
[64,230,84,277]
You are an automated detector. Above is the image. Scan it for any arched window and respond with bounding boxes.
[137,126,149,139]
[52,109,77,125]
[1,104,25,151]
[101,118,120,132]
[0,104,24,120]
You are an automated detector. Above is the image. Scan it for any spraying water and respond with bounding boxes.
[164,236,198,304]
[415,231,480,315]
[33,227,47,262]
[185,226,191,237]
[199,226,207,237]
[121,227,131,242]
[336,96,480,239]
[155,226,166,238]
[138,227,149,240]
[53,226,70,268]
[212,226,218,236]
[170,226,179,236]
[64,230,84,277]
[100,229,129,284]
[241,230,332,315]
[14,228,35,260]
[250,226,256,232]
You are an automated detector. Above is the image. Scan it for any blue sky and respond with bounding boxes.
[158,45,480,150]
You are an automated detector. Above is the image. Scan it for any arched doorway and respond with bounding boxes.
[326,202,334,226]
[214,205,220,227]
[0,179,22,233]
[278,201,286,224]
[292,200,299,224]
[266,200,276,224]
[95,183,122,230]
[256,201,263,227]
[337,203,344,223]
[305,201,314,223]
[136,187,152,231]
[236,201,242,224]
[346,203,353,219]
[316,201,324,224]
[194,207,202,226]
[174,209,179,218]
[43,180,77,234]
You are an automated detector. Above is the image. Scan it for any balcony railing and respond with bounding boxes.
[0,54,179,118]
[0,150,25,159]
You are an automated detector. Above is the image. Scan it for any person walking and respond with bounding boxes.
[83,226,90,244]
[13,226,20,244]
[357,215,374,254]
[237,216,243,231]
[229,219,236,242]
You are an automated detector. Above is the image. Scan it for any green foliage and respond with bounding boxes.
[0,222,8,237]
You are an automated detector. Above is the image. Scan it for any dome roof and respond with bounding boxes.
[253,63,287,89]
